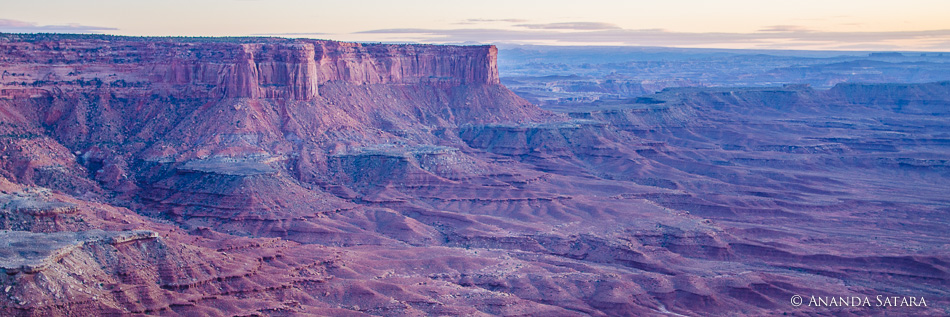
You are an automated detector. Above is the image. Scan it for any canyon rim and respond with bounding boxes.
[0,33,948,316]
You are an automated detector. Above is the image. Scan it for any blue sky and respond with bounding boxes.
[2,0,950,51]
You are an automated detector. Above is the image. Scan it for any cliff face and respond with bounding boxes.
[0,34,537,165]
[0,34,499,101]
[2,34,948,316]
[312,41,499,86]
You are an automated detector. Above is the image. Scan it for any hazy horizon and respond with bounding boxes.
[3,0,950,51]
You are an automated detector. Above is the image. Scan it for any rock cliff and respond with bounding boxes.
[0,34,948,316]
[0,34,498,102]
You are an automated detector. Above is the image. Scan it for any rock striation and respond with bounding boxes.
[0,34,948,316]
[0,230,157,274]
[0,34,498,102]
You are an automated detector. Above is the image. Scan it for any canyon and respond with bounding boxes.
[500,45,950,105]
[0,33,948,316]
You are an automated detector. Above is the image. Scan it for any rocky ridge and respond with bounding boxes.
[0,34,947,315]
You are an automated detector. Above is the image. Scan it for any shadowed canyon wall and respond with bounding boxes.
[0,34,947,316]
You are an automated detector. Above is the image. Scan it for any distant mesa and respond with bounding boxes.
[868,52,905,58]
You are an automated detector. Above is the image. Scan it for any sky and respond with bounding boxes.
[2,0,950,51]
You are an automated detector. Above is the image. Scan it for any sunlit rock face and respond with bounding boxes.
[0,34,947,315]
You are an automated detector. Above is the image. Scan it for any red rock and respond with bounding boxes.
[0,34,948,316]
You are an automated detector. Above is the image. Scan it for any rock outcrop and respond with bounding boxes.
[0,34,948,316]
[0,34,498,102]
[0,230,157,274]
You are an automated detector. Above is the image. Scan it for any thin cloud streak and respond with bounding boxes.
[515,22,621,30]
[0,18,117,33]
[758,25,814,33]
[252,32,328,36]
[358,26,950,50]
[457,18,528,24]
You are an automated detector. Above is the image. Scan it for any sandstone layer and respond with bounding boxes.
[0,34,947,316]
